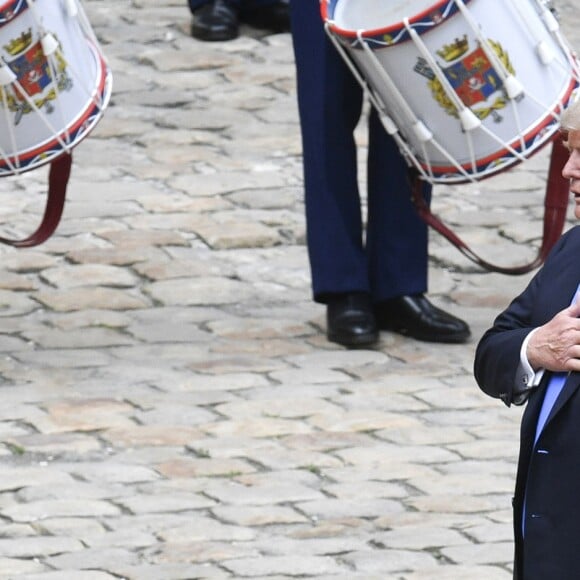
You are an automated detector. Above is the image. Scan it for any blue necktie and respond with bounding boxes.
[534,372,568,444]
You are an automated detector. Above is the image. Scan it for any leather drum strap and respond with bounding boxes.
[411,135,570,275]
[0,152,73,248]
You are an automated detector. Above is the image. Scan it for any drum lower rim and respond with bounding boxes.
[0,49,113,176]
[417,78,579,183]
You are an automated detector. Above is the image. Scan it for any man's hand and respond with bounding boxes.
[527,302,580,371]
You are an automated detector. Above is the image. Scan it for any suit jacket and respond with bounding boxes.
[474,225,580,580]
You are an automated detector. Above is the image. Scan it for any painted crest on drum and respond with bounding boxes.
[0,0,28,28]
[415,35,514,123]
[1,28,73,125]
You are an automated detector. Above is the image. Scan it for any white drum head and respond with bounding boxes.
[333,0,436,31]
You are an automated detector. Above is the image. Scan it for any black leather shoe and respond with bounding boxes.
[375,294,470,344]
[326,293,379,348]
[242,1,290,33]
[191,0,239,42]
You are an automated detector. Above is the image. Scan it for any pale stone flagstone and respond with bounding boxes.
[0,0,576,577]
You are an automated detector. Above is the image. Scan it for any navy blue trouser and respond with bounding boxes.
[290,1,431,303]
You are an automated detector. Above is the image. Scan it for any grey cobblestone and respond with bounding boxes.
[0,0,577,577]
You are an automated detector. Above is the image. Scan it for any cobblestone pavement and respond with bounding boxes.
[0,1,578,578]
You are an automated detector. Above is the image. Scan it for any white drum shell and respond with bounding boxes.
[0,0,112,175]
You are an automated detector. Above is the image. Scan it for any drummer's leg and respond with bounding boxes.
[290,0,369,302]
[366,107,430,302]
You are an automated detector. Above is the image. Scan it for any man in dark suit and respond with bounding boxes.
[290,1,470,348]
[474,97,580,580]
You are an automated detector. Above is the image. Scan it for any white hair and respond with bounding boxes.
[561,95,580,132]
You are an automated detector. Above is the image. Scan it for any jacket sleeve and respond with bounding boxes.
[474,231,572,406]
[474,282,538,406]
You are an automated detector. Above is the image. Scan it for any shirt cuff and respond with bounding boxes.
[509,329,544,405]
[519,328,545,387]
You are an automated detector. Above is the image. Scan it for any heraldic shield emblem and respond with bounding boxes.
[415,34,516,123]
[2,28,72,125]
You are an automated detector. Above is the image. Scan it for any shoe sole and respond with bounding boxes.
[191,27,238,41]
[327,331,379,348]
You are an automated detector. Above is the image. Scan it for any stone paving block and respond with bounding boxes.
[174,371,270,392]
[2,499,121,523]
[155,457,255,478]
[0,537,84,558]
[185,436,285,459]
[33,518,106,541]
[239,447,344,471]
[336,443,460,466]
[46,310,133,331]
[115,492,217,515]
[323,463,440,484]
[440,541,514,566]
[157,516,257,544]
[12,349,113,370]
[296,498,405,521]
[212,505,308,527]
[149,540,259,565]
[18,481,129,503]
[214,396,341,420]
[203,477,324,506]
[409,470,515,496]
[34,288,149,312]
[309,409,424,433]
[47,547,141,570]
[462,522,513,544]
[0,557,46,576]
[57,463,160,485]
[222,555,345,577]
[0,523,36,539]
[374,526,469,551]
[113,563,232,579]
[252,535,370,557]
[16,572,119,580]
[343,549,438,574]
[322,481,408,501]
[281,431,376,453]
[0,467,75,492]
[376,424,475,446]
[101,425,203,448]
[199,417,313,438]
[408,493,509,515]
[40,398,135,433]
[401,565,512,579]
